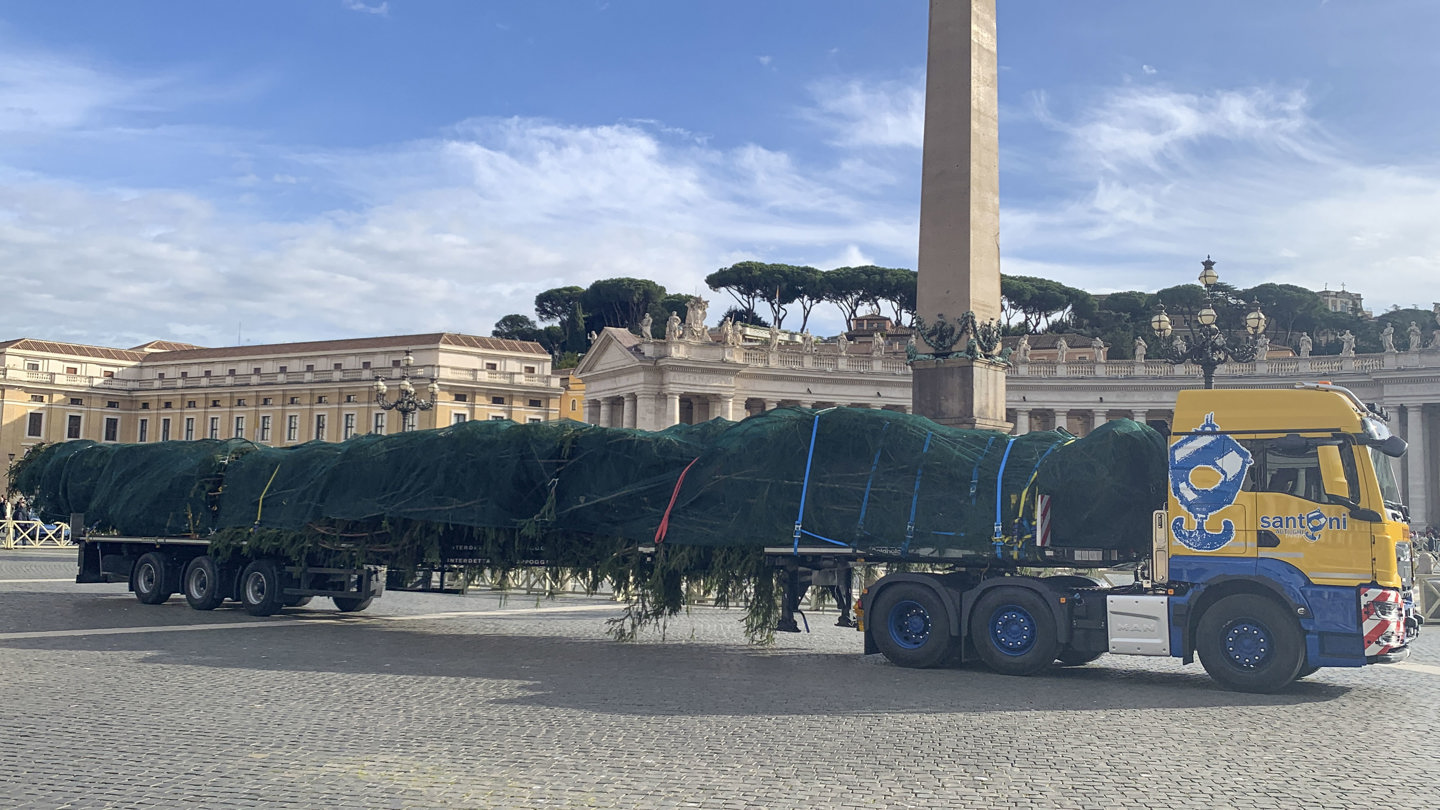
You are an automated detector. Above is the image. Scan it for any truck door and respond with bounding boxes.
[1252,437,1372,588]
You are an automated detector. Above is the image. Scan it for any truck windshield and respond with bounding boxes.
[1369,447,1404,509]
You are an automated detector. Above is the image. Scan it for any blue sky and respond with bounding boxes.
[2,0,1438,347]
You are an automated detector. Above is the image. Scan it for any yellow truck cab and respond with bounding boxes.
[1163,382,1415,688]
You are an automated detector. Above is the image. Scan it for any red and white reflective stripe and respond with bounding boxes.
[1361,587,1404,656]
[1036,494,1052,547]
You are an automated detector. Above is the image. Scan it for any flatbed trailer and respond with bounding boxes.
[70,515,384,616]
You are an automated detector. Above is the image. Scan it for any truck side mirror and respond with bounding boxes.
[1316,445,1350,502]
[1379,435,1407,458]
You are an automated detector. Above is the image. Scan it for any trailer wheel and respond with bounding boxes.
[331,595,374,613]
[1196,594,1305,693]
[871,583,952,668]
[132,552,173,605]
[970,588,1060,676]
[239,559,286,617]
[182,556,226,611]
[283,596,313,608]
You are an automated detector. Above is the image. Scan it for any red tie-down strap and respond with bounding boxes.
[653,457,701,545]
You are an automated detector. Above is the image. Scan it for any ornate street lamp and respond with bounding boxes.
[1149,256,1267,390]
[373,349,439,432]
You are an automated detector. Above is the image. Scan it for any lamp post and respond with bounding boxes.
[1149,256,1267,390]
[373,350,439,432]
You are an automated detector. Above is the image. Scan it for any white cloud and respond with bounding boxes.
[1141,65,1157,75]
[802,75,925,150]
[341,0,389,16]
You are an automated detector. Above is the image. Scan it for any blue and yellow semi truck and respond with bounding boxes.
[852,382,1418,693]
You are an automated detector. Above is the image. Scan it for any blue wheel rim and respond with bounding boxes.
[887,599,932,650]
[988,604,1037,656]
[1222,619,1272,669]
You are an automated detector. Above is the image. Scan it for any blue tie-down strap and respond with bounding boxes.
[899,432,933,556]
[992,437,1016,557]
[792,413,823,553]
[854,422,891,541]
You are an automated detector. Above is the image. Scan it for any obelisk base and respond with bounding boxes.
[911,358,1011,432]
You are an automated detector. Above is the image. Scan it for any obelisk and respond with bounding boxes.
[910,0,1010,431]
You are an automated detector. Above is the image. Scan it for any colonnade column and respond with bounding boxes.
[598,399,613,428]
[1132,409,1148,423]
[1406,404,1428,527]
[1013,408,1030,435]
[1091,408,1106,434]
[584,399,599,424]
[763,400,778,413]
[622,394,636,429]
[665,393,681,428]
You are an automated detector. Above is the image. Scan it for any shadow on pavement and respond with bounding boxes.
[0,601,1352,716]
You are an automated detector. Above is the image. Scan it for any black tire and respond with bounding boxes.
[132,552,173,605]
[870,583,954,668]
[183,556,226,611]
[239,559,286,617]
[970,587,1061,676]
[331,595,374,613]
[1196,594,1305,693]
[283,595,313,608]
[1056,649,1105,667]
[1295,662,1321,679]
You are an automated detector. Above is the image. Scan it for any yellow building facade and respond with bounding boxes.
[1,333,559,472]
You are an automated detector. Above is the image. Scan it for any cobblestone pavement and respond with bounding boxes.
[2,550,1437,809]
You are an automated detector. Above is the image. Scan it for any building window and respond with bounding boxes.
[345,394,357,403]
[204,370,212,377]
[343,413,357,439]
[527,417,543,424]
[452,413,467,425]
[316,396,328,404]
[362,361,372,370]
[161,418,171,441]
[157,373,165,380]
[306,364,315,372]
[252,367,261,375]
[211,400,220,407]
[314,414,327,441]
[162,401,173,409]
[373,413,386,435]
[66,414,83,439]
[454,393,468,402]
[25,361,39,371]
[180,371,188,378]
[491,396,505,405]
[140,402,150,410]
[65,366,78,375]
[569,400,577,413]
[524,366,536,374]
[333,363,343,371]
[234,415,245,439]
[184,418,195,441]
[102,370,114,378]
[138,418,149,443]
[227,369,236,376]
[528,399,542,408]
[260,415,272,442]
[490,415,505,421]
[30,394,45,403]
[26,412,43,437]
[278,366,287,373]
[70,397,84,406]
[186,401,196,408]
[236,399,246,407]
[286,415,299,442]
[485,362,497,370]
[289,397,299,405]
[104,418,119,442]
[209,417,220,439]
[262,398,273,406]
[107,401,119,409]
[392,359,402,368]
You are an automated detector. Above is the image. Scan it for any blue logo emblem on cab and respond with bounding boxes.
[1169,413,1253,551]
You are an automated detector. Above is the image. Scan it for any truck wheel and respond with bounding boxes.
[331,595,374,613]
[871,583,953,668]
[239,559,286,617]
[283,596,313,608]
[132,552,173,605]
[1196,594,1305,693]
[182,556,226,611]
[970,588,1061,676]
